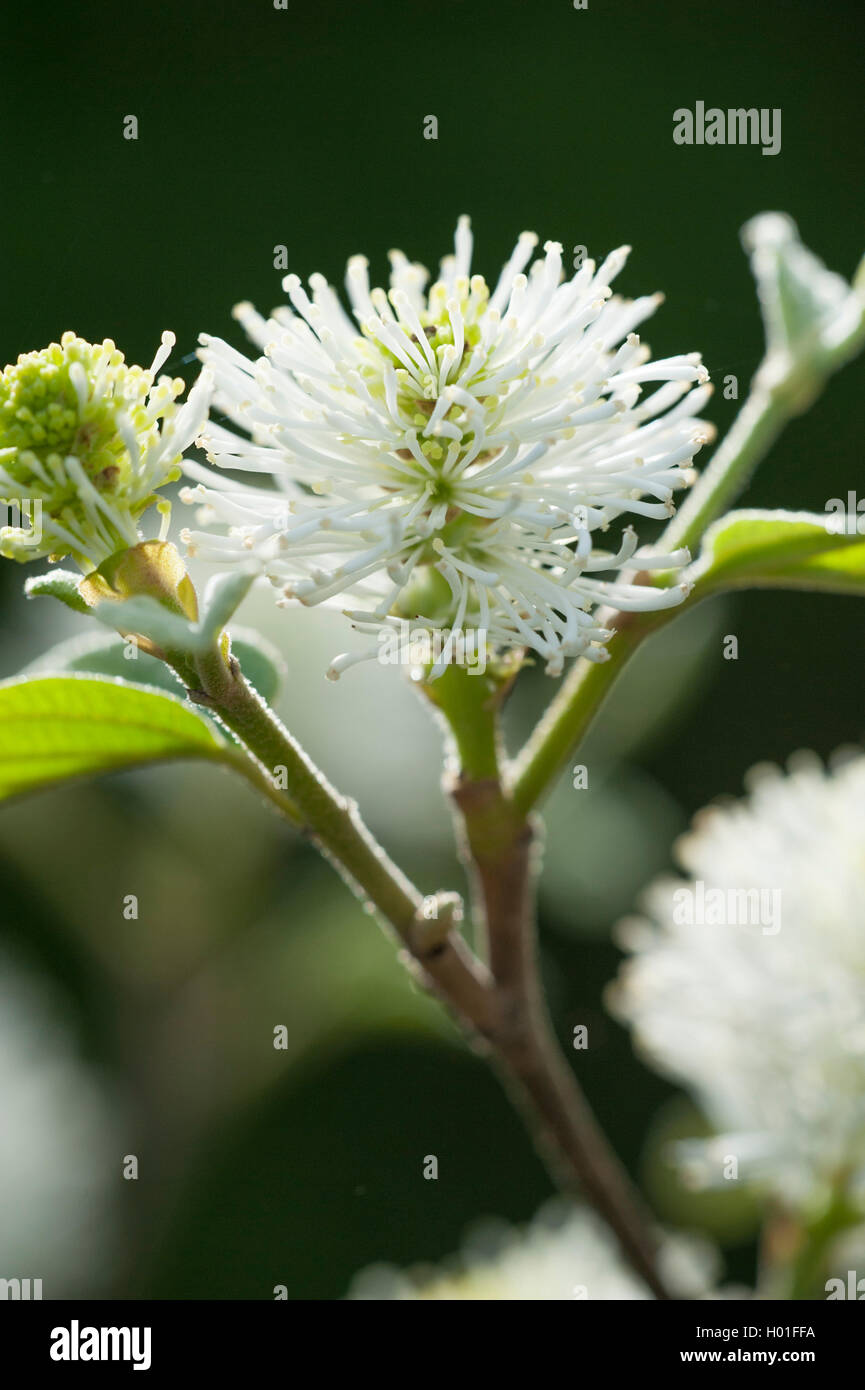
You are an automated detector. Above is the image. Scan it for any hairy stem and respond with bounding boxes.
[510,605,673,815]
[662,385,787,555]
[191,637,675,1296]
[187,643,496,1032]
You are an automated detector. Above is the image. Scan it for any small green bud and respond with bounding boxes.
[80,540,199,618]
[742,214,865,411]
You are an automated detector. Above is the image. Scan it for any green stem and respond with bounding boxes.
[510,375,784,819]
[429,667,674,1300]
[510,607,673,816]
[511,304,865,815]
[197,640,670,1293]
[186,644,496,1032]
[424,662,501,781]
[662,385,787,555]
[173,639,673,1294]
[664,286,865,558]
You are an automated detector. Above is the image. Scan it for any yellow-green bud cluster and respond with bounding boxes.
[0,332,209,570]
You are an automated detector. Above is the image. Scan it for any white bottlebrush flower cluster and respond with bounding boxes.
[346,1198,714,1300]
[0,332,210,571]
[183,217,712,678]
[610,751,865,1212]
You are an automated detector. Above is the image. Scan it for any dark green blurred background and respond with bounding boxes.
[1,0,863,1298]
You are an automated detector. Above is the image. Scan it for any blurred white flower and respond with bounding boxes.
[183,217,711,678]
[346,1198,714,1300]
[610,751,865,1212]
[0,953,117,1293]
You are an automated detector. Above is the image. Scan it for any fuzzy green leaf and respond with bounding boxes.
[24,569,91,614]
[0,674,232,803]
[198,571,257,643]
[688,509,865,598]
